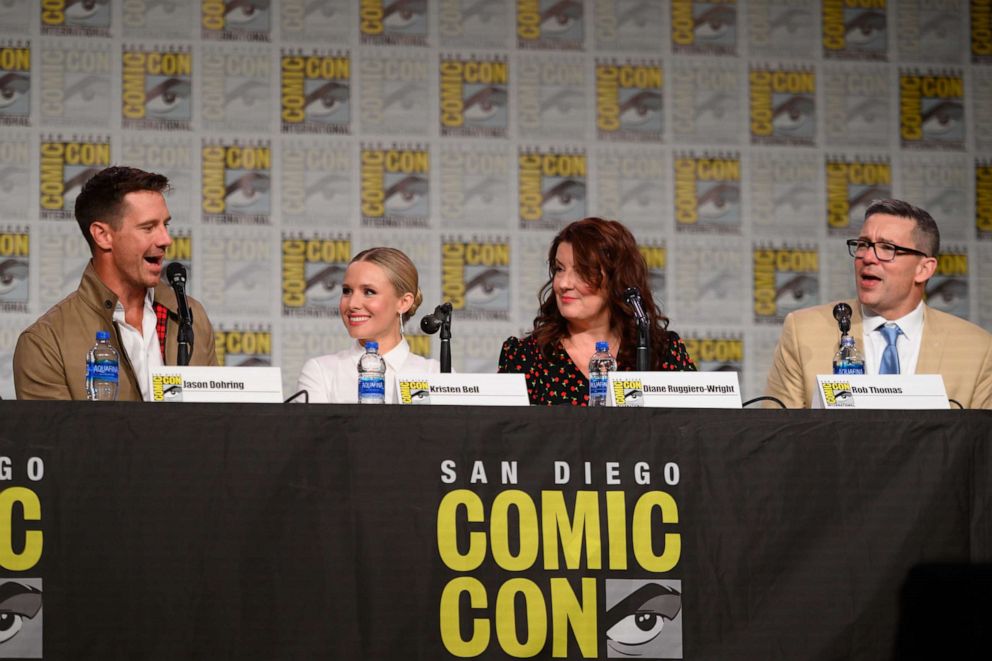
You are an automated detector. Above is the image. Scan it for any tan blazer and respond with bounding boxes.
[765,300,992,409]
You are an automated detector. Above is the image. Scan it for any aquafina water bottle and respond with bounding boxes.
[86,330,120,401]
[588,341,617,407]
[358,341,387,404]
[832,335,865,375]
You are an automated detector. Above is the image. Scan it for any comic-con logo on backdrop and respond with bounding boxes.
[673,152,741,233]
[0,226,28,313]
[900,156,968,232]
[977,159,992,240]
[0,134,30,219]
[753,244,820,323]
[360,0,428,46]
[439,144,510,227]
[439,54,509,138]
[822,0,887,60]
[899,70,965,150]
[670,60,739,144]
[683,333,743,372]
[39,135,111,220]
[825,155,891,236]
[517,0,585,50]
[121,135,193,222]
[282,139,352,226]
[161,228,192,288]
[281,0,352,42]
[747,0,816,55]
[40,41,112,128]
[594,0,665,51]
[436,462,684,657]
[441,236,511,321]
[215,324,273,367]
[360,143,430,228]
[749,152,819,231]
[202,0,271,41]
[0,42,30,127]
[280,49,350,135]
[123,0,195,39]
[41,0,111,36]
[972,0,992,63]
[201,140,271,225]
[518,147,587,230]
[282,233,350,318]
[597,148,666,227]
[517,54,586,140]
[749,65,815,146]
[671,0,738,56]
[439,0,510,49]
[926,248,969,319]
[360,51,430,135]
[595,59,663,142]
[121,46,192,131]
[201,45,271,132]
[637,240,667,306]
[822,65,888,147]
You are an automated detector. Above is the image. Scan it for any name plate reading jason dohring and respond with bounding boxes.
[150,366,284,403]
[814,374,949,409]
[607,372,742,408]
[397,374,529,406]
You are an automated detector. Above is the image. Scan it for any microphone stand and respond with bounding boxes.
[439,312,452,374]
[635,317,650,372]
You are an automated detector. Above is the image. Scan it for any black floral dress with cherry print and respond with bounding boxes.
[498,334,696,406]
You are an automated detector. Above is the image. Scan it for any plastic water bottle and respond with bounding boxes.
[358,341,387,404]
[588,341,617,407]
[86,330,119,401]
[833,335,865,375]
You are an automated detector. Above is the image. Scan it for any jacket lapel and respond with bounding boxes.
[916,305,944,373]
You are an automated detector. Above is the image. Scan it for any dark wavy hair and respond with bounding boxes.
[528,217,673,368]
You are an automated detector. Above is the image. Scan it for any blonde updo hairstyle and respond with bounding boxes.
[349,247,424,323]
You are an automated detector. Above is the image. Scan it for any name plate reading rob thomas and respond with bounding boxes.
[608,372,742,408]
[150,366,284,403]
[397,374,529,406]
[814,374,949,409]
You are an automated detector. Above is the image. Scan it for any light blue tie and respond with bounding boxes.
[878,323,903,375]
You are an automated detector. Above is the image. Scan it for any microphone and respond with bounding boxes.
[623,287,651,371]
[420,302,452,335]
[623,287,648,323]
[832,302,852,336]
[166,262,194,366]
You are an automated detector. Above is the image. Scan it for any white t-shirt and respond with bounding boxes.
[113,288,163,402]
[296,339,442,403]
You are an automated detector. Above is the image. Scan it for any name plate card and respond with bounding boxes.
[814,374,949,409]
[607,372,742,408]
[397,374,529,406]
[150,366,284,403]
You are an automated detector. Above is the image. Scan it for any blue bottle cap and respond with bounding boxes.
[595,341,609,352]
[96,330,111,341]
[365,341,379,351]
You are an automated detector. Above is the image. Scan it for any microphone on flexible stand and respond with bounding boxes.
[623,287,651,371]
[420,302,453,373]
[832,302,853,337]
[166,262,194,366]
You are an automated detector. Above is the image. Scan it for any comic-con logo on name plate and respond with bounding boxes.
[612,378,644,406]
[596,60,663,142]
[282,235,351,318]
[518,148,587,230]
[0,228,28,313]
[0,43,30,126]
[281,50,350,134]
[977,159,992,240]
[822,0,887,60]
[749,66,815,146]
[152,373,184,401]
[753,245,819,324]
[360,0,428,46]
[673,152,741,233]
[439,55,509,138]
[517,0,585,50]
[201,141,272,225]
[821,380,854,407]
[399,380,431,404]
[41,0,111,36]
[825,156,891,236]
[121,47,192,131]
[899,71,965,150]
[215,325,273,367]
[39,136,111,220]
[441,237,511,321]
[926,250,969,319]
[684,334,743,373]
[671,0,738,56]
[202,0,271,41]
[360,144,430,228]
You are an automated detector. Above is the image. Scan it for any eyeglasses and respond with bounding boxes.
[846,239,930,262]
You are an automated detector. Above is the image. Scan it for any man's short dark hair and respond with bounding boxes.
[74,166,170,251]
[863,198,940,257]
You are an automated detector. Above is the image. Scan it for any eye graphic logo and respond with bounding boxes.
[517,0,585,50]
[215,326,273,367]
[753,246,819,323]
[0,45,30,126]
[202,0,271,41]
[152,373,183,401]
[122,48,193,131]
[825,157,891,235]
[201,141,272,225]
[823,0,887,60]
[900,71,965,150]
[39,137,111,220]
[683,334,743,373]
[439,146,510,226]
[0,580,42,658]
[673,153,741,233]
[596,61,663,141]
[439,56,509,138]
[282,142,352,226]
[41,0,111,36]
[605,580,682,658]
[360,0,429,46]
[399,380,430,404]
[361,145,430,228]
[517,55,586,140]
[281,51,350,135]
[612,379,645,406]
[926,250,969,319]
[441,238,511,321]
[282,236,351,318]
[594,0,665,51]
[0,229,28,313]
[518,148,587,230]
[672,0,737,56]
[822,381,854,407]
[749,66,815,146]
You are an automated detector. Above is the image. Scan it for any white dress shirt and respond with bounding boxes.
[113,288,164,401]
[860,301,925,375]
[296,338,442,403]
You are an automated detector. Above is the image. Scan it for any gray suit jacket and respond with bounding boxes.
[765,300,992,409]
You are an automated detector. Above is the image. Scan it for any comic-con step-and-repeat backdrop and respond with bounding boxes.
[1,0,992,399]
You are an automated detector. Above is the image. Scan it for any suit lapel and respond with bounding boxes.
[916,306,944,373]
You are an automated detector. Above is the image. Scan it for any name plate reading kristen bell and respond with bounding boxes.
[150,366,284,403]
[607,372,742,408]
[814,374,949,409]
[397,374,529,406]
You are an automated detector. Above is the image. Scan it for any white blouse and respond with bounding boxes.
[296,339,442,403]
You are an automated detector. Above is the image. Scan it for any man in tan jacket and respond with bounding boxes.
[14,167,217,400]
[765,199,992,409]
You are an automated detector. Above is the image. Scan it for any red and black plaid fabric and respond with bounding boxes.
[153,302,168,362]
